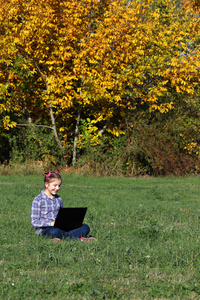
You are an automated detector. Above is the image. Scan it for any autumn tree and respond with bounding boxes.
[81,0,199,112]
[0,0,199,166]
[0,0,112,152]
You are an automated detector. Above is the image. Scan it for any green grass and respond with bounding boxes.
[1,174,200,299]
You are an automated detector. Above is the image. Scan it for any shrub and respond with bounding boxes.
[75,120,200,177]
[8,124,64,166]
[135,125,199,176]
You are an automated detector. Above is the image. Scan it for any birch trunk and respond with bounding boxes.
[72,105,81,165]
[49,102,62,150]
[45,74,62,150]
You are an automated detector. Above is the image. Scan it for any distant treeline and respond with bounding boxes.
[0,0,199,176]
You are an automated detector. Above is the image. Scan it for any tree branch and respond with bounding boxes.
[16,124,53,130]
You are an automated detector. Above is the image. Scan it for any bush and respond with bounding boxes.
[2,109,200,177]
[75,120,200,177]
[132,122,200,176]
[75,135,129,177]
[7,124,64,166]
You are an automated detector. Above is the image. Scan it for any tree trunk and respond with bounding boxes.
[49,102,62,150]
[45,73,62,150]
[72,105,81,165]
[99,120,110,135]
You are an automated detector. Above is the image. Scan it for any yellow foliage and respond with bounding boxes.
[183,142,200,155]
[107,127,125,137]
[0,0,199,145]
[3,116,17,130]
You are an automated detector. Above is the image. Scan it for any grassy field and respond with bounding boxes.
[1,174,200,299]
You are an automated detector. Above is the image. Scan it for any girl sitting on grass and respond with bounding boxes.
[30,171,95,242]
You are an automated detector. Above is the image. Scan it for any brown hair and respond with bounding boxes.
[43,170,62,184]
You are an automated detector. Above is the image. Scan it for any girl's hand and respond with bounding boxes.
[50,221,55,226]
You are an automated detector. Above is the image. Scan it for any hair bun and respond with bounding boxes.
[44,171,50,176]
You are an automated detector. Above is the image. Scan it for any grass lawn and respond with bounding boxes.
[1,174,200,299]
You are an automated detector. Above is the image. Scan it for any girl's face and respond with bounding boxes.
[44,178,62,198]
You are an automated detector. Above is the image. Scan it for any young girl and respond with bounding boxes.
[31,171,95,242]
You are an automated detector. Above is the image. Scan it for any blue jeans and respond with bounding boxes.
[41,224,90,240]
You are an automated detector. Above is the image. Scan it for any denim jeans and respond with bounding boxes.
[41,224,90,240]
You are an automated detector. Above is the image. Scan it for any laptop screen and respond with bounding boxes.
[54,207,87,232]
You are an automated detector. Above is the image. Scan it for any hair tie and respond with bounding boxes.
[45,172,51,177]
[54,171,59,174]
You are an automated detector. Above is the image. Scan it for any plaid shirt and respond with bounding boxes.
[30,190,63,235]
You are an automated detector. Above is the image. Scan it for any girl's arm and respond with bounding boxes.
[60,198,64,209]
[30,199,52,228]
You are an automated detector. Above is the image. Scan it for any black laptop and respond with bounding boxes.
[54,207,87,232]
